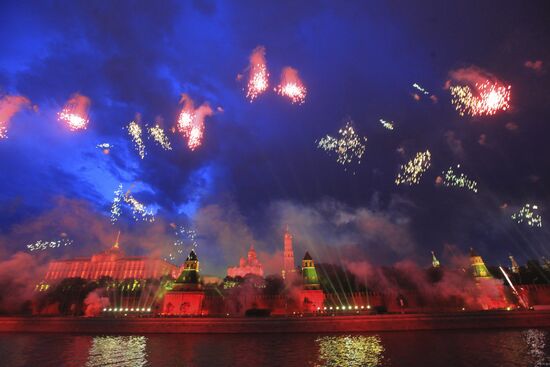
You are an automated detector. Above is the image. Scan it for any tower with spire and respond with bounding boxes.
[282,226,296,279]
[162,249,205,315]
[469,248,492,279]
[509,255,520,274]
[431,251,440,268]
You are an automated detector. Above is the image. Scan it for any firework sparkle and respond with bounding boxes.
[148,124,172,150]
[317,120,367,168]
[395,150,432,185]
[27,238,73,252]
[275,67,307,104]
[451,81,511,116]
[58,94,91,131]
[379,119,394,130]
[126,121,146,159]
[245,46,269,102]
[512,204,542,227]
[440,165,478,193]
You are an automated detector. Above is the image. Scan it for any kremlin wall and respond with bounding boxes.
[32,228,550,318]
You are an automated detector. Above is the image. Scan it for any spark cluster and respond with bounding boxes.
[176,95,212,151]
[247,63,269,101]
[379,119,394,130]
[27,238,73,252]
[317,121,367,166]
[110,184,124,223]
[395,150,432,185]
[275,66,307,104]
[512,204,542,227]
[126,121,146,159]
[441,165,478,193]
[0,125,7,139]
[58,109,89,131]
[166,225,198,262]
[245,46,269,102]
[148,124,172,150]
[451,82,511,116]
[124,193,155,222]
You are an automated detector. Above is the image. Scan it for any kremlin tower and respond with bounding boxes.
[469,248,492,279]
[299,252,324,312]
[282,226,295,279]
[162,250,205,315]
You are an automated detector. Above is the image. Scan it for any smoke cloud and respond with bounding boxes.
[0,95,31,137]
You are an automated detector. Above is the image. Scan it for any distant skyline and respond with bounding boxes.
[1,1,549,276]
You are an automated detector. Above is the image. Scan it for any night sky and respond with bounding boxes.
[1,1,549,276]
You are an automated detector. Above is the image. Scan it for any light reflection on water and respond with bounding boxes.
[315,335,384,367]
[1,329,550,366]
[86,336,148,367]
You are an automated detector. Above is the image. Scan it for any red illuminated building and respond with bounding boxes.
[44,238,178,281]
[227,244,264,278]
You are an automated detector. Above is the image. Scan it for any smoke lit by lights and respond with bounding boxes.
[176,94,213,151]
[0,95,31,139]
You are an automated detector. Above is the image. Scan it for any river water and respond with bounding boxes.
[0,329,549,367]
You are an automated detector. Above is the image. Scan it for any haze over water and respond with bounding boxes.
[1,329,549,367]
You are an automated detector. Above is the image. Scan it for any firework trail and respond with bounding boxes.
[439,165,478,193]
[124,193,155,222]
[512,204,542,227]
[379,119,394,130]
[110,184,124,223]
[317,120,367,167]
[27,238,73,252]
[245,46,270,102]
[176,94,213,151]
[127,120,146,159]
[275,66,307,104]
[0,95,31,139]
[395,150,432,185]
[148,124,172,150]
[58,93,91,131]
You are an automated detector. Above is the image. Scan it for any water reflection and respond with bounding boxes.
[523,329,550,367]
[86,336,148,367]
[315,335,384,367]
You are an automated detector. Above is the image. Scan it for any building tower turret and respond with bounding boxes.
[302,252,320,290]
[470,248,492,279]
[509,255,520,274]
[282,226,295,279]
[175,250,200,288]
[431,251,440,268]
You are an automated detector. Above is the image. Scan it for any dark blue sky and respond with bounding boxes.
[1,0,549,275]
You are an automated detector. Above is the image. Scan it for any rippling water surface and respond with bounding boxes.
[1,329,550,367]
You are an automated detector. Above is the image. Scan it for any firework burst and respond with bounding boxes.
[58,94,91,131]
[148,124,172,150]
[317,120,367,167]
[126,120,146,159]
[512,204,542,227]
[412,83,430,95]
[275,67,307,104]
[451,81,511,116]
[440,165,478,193]
[245,46,269,102]
[176,94,212,151]
[110,184,124,223]
[110,184,155,223]
[379,119,394,130]
[395,150,432,185]
[166,225,198,262]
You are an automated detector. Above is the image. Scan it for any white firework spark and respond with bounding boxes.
[317,120,367,167]
[148,124,172,151]
[440,165,478,193]
[126,121,146,159]
[512,204,542,227]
